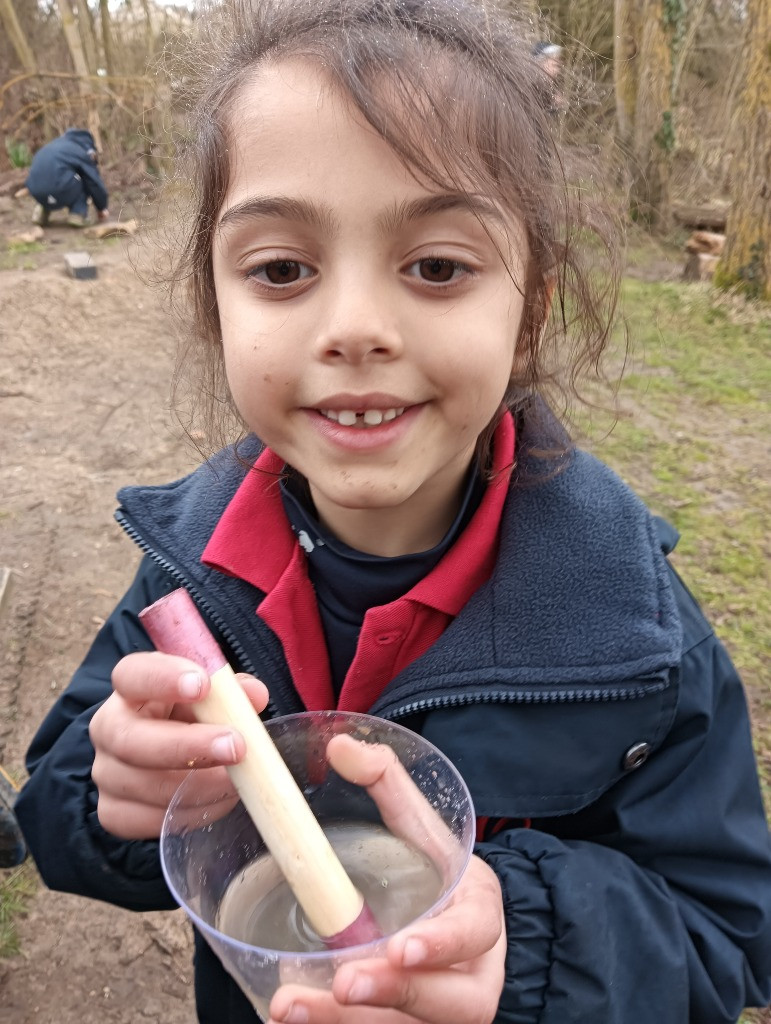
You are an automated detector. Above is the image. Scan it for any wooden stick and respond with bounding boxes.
[140,588,380,948]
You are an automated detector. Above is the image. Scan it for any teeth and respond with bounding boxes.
[321,407,406,428]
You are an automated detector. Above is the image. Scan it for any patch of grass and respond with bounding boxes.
[582,273,770,795]
[0,861,37,957]
[0,241,46,271]
[4,138,32,169]
[617,279,770,413]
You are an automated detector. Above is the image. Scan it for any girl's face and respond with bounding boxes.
[213,59,527,555]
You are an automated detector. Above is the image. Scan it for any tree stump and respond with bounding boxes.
[682,253,720,282]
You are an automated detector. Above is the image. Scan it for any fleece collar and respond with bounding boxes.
[200,416,514,711]
[116,420,683,707]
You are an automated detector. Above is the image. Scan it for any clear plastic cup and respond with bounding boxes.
[160,710,475,1020]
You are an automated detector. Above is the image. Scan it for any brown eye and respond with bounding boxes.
[264,260,301,284]
[419,258,456,282]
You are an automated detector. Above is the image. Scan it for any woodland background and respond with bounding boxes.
[1,0,769,294]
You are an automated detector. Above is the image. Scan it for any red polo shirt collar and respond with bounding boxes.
[203,413,514,711]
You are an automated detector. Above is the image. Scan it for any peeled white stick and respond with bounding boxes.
[140,587,380,949]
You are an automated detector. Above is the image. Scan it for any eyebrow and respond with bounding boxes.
[217,191,504,236]
[218,196,338,234]
[376,193,506,233]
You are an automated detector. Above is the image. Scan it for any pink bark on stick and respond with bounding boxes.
[139,589,227,675]
[324,900,381,949]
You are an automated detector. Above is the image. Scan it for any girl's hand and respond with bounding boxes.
[89,650,269,840]
[267,736,506,1024]
[268,855,506,1024]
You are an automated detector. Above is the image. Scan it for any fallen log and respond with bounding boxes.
[672,201,729,232]
[7,226,44,245]
[84,218,138,239]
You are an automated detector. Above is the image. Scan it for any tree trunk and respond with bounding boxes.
[56,0,90,78]
[138,0,161,173]
[55,0,101,146]
[0,0,37,72]
[715,0,770,299]
[613,0,638,152]
[74,0,99,75]
[98,0,115,76]
[629,0,675,230]
[671,0,708,101]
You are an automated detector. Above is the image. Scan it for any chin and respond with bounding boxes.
[330,490,410,511]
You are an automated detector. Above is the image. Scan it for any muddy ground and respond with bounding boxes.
[0,177,197,1023]
[0,173,767,1024]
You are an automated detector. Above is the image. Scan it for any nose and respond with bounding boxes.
[313,272,404,365]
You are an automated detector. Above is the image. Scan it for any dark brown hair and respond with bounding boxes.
[166,0,622,473]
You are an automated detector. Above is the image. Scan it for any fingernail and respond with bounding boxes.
[210,733,237,763]
[402,936,427,966]
[276,1004,309,1024]
[345,973,374,1003]
[179,671,202,699]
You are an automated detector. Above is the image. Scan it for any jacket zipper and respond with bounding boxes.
[375,678,668,723]
[117,512,670,726]
[115,510,291,717]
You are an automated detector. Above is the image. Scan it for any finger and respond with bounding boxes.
[92,754,234,809]
[95,774,239,838]
[234,672,271,715]
[92,706,244,770]
[332,949,504,1023]
[268,985,416,1024]
[164,674,269,725]
[93,760,239,839]
[326,735,458,872]
[95,796,168,840]
[111,651,210,710]
[386,857,504,970]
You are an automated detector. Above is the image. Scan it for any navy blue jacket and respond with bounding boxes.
[25,129,108,212]
[16,436,771,1023]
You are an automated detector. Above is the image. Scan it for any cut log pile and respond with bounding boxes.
[682,229,726,282]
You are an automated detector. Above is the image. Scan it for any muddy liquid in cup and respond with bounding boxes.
[217,822,443,952]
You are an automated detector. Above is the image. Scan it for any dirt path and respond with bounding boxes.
[0,189,197,1023]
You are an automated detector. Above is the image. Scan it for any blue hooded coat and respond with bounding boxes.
[14,430,771,1023]
[25,129,108,216]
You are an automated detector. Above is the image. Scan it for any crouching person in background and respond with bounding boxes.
[26,128,110,228]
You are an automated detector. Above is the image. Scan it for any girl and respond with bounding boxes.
[15,1,771,1022]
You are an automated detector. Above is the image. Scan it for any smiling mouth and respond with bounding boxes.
[319,407,407,428]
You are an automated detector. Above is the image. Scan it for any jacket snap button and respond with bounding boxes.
[623,742,651,771]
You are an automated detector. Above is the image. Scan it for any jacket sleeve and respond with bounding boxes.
[75,154,109,211]
[477,571,771,1023]
[15,556,178,912]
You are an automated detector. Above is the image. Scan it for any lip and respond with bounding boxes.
[304,403,423,451]
[309,392,413,413]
